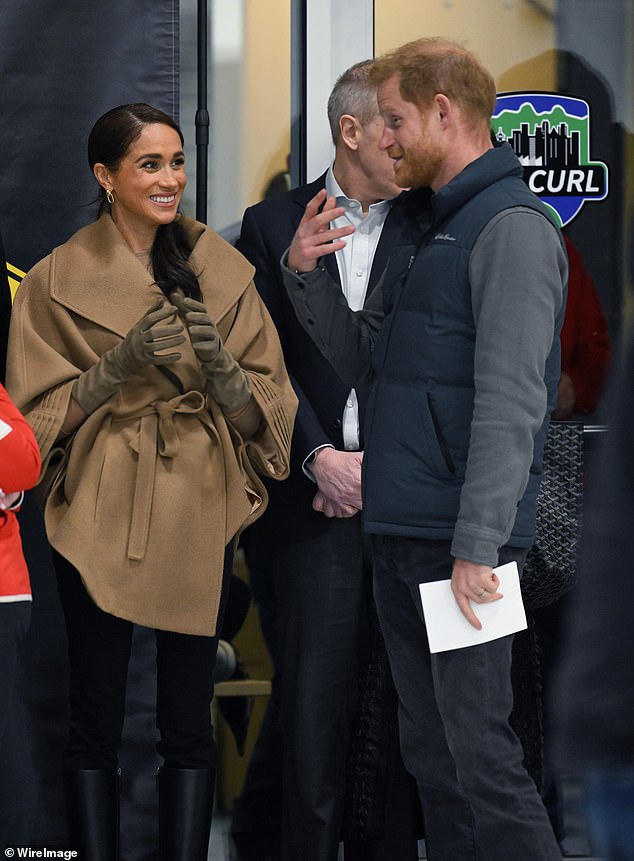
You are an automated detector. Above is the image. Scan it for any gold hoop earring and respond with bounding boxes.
[106,189,115,205]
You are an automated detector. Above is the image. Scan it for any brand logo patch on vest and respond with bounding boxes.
[493,92,608,227]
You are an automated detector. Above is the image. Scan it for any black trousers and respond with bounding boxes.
[53,548,232,771]
[372,536,561,861]
[275,516,419,861]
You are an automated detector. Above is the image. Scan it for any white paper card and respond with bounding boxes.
[419,561,527,654]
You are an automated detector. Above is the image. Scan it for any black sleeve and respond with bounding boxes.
[237,205,339,460]
[280,257,383,388]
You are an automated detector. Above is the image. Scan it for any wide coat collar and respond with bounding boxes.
[49,213,254,336]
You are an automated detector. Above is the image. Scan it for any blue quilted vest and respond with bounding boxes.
[361,144,565,548]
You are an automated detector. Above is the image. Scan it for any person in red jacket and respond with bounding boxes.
[554,235,611,419]
[0,381,42,848]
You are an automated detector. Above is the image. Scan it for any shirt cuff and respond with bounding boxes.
[280,248,325,279]
[302,444,335,482]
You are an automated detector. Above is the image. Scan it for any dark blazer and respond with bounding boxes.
[237,172,407,543]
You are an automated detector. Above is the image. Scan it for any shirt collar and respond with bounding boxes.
[325,165,391,218]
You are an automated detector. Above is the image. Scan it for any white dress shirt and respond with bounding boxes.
[325,167,391,450]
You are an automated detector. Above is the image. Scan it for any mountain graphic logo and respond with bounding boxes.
[493,92,608,227]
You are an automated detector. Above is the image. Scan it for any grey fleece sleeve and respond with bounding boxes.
[451,207,567,566]
[281,252,383,387]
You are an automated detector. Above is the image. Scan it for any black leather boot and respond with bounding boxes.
[63,767,120,861]
[158,767,215,861]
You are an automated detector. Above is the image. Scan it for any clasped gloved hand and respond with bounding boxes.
[170,293,252,416]
[72,299,185,414]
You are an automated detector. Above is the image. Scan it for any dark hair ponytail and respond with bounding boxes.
[88,102,202,300]
[151,221,201,300]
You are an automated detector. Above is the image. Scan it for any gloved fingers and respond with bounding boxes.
[144,330,186,352]
[188,322,220,345]
[139,299,180,332]
[169,294,212,332]
[170,293,207,319]
[144,321,185,342]
[181,296,208,315]
[155,294,225,370]
[147,348,182,365]
[144,338,185,365]
[185,310,212,329]
[141,324,186,365]
[148,297,167,313]
[188,317,222,369]
[168,288,186,308]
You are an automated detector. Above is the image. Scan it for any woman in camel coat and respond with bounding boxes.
[6,103,296,860]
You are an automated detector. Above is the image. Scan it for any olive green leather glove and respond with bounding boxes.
[171,294,251,415]
[72,299,185,414]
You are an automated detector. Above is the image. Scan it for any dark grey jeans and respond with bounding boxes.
[371,535,561,861]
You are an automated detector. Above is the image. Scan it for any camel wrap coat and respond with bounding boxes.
[7,214,297,636]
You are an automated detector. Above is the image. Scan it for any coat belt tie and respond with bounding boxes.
[127,391,212,561]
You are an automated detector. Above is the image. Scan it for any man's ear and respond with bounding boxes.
[434,94,452,127]
[339,114,361,151]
